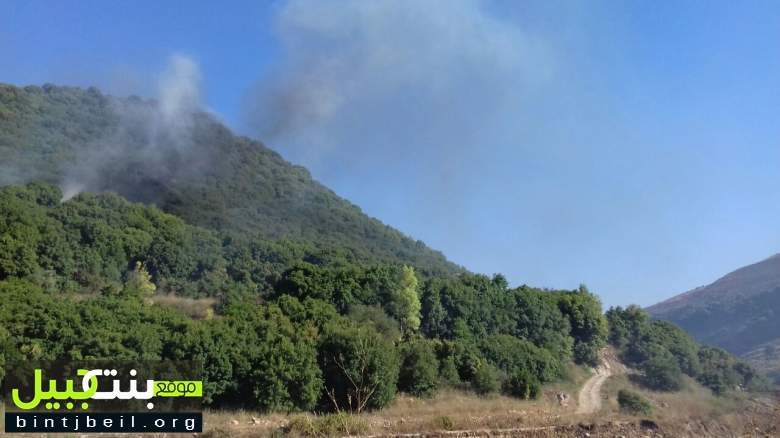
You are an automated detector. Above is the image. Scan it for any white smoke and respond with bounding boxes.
[157,54,202,136]
[60,54,204,201]
[243,0,557,263]
[246,0,553,171]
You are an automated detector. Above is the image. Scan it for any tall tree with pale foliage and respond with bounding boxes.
[388,266,421,335]
[124,261,156,301]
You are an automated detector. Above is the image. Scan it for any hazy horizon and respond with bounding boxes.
[4,0,780,308]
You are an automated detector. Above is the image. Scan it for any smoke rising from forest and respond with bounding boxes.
[59,54,206,202]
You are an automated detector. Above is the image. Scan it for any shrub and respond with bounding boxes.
[479,334,562,383]
[438,355,461,386]
[348,304,401,342]
[471,363,501,395]
[573,340,601,367]
[617,389,652,415]
[642,348,684,391]
[398,339,439,397]
[318,323,400,412]
[503,369,541,400]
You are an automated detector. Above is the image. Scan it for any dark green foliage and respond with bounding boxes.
[642,347,684,391]
[503,369,541,400]
[233,305,324,412]
[348,305,401,342]
[471,362,502,395]
[606,305,765,394]
[558,285,608,365]
[617,389,652,415]
[479,334,562,383]
[512,288,574,361]
[318,323,400,412]
[1,81,734,416]
[0,80,622,411]
[0,184,227,296]
[419,274,606,372]
[0,182,617,409]
[398,339,439,397]
[697,346,746,395]
[0,83,460,277]
[438,354,461,386]
[650,320,701,377]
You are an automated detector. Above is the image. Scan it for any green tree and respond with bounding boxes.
[318,323,400,413]
[387,266,421,335]
[479,334,562,383]
[123,261,156,300]
[503,369,541,400]
[348,304,401,342]
[642,346,684,391]
[471,362,501,395]
[398,339,439,397]
[617,389,652,415]
[558,286,607,366]
[249,325,323,412]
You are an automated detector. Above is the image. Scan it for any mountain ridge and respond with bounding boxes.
[648,253,780,381]
[648,253,780,315]
[0,82,462,276]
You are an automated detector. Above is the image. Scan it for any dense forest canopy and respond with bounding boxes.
[0,182,609,410]
[0,83,459,277]
[606,305,769,394]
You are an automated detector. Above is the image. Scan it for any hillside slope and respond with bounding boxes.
[0,83,459,275]
[647,254,780,379]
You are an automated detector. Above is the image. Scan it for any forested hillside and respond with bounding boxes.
[0,83,458,276]
[606,305,769,394]
[648,255,780,382]
[0,83,768,414]
[0,182,609,410]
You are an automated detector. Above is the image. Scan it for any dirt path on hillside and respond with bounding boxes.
[576,349,625,415]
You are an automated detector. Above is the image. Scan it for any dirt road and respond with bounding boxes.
[575,351,616,415]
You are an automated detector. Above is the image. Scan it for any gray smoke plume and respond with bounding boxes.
[60,54,207,202]
[244,0,556,262]
[247,1,552,169]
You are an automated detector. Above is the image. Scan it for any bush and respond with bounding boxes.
[573,340,601,367]
[479,334,562,383]
[318,323,400,412]
[438,355,461,386]
[398,339,439,397]
[471,363,501,395]
[348,304,401,342]
[503,369,541,400]
[617,389,652,415]
[642,348,684,391]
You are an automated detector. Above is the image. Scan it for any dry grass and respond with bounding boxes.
[3,370,777,437]
[198,365,594,436]
[200,387,579,437]
[151,294,216,319]
[598,372,780,437]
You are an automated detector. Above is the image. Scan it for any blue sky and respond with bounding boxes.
[3,1,780,308]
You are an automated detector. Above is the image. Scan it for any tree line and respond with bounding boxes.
[0,183,767,413]
[0,183,608,412]
[606,305,769,394]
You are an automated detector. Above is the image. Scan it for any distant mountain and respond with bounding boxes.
[647,254,780,380]
[0,83,460,276]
